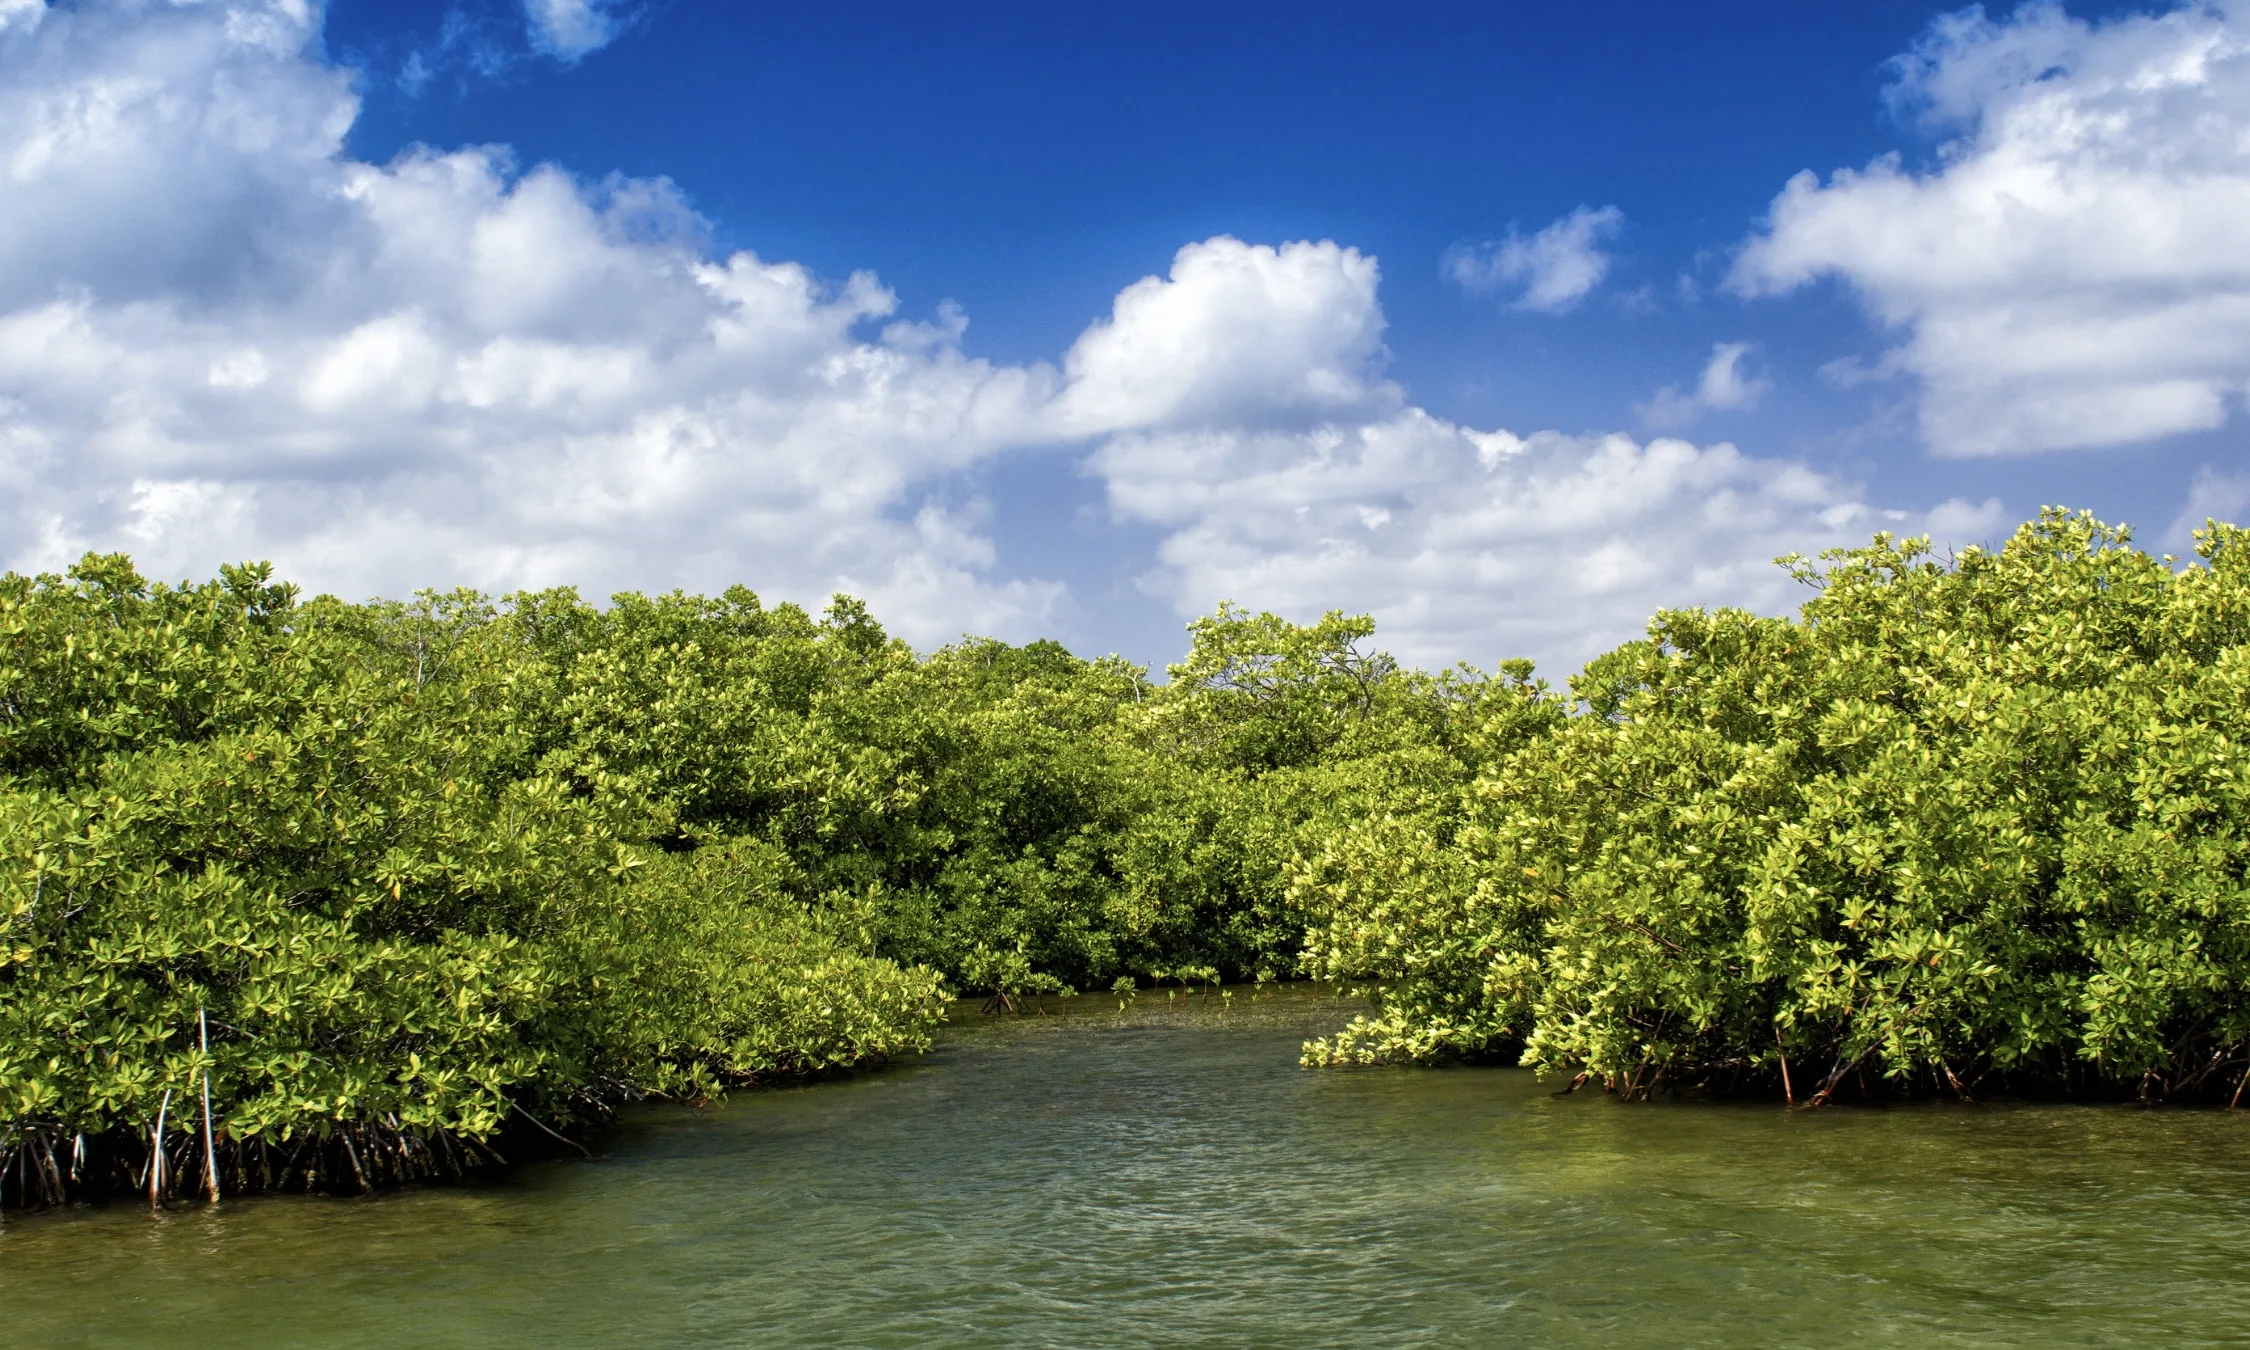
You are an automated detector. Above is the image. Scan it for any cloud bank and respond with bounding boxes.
[1736,0,2250,457]
[0,0,1975,669]
[1074,244,1994,671]
[0,0,1068,644]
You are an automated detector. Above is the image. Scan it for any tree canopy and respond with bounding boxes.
[9,507,2250,1210]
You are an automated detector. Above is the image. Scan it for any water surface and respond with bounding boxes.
[8,987,2250,1347]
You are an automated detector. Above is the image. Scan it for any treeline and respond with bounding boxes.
[6,508,2250,1208]
[1301,509,2250,1105]
[0,555,1457,1207]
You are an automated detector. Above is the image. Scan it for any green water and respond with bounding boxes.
[8,987,2250,1348]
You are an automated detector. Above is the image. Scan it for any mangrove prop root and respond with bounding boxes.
[1775,1025,1795,1107]
[147,1089,171,1211]
[0,1115,540,1212]
[199,1006,220,1205]
[512,1104,594,1159]
[1806,1051,1871,1109]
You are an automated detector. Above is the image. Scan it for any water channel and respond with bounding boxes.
[8,986,2250,1347]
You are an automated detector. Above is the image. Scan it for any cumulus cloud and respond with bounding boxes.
[1640,342,1769,429]
[1444,205,1623,313]
[1072,243,1996,671]
[0,0,1061,645]
[1735,0,2250,456]
[0,1,1982,671]
[1056,238,1389,434]
[1093,416,2000,674]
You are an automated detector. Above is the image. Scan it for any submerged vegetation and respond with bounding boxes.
[7,507,2250,1209]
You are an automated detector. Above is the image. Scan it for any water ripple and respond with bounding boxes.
[8,989,2250,1348]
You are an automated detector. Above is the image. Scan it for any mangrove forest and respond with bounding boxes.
[9,506,2250,1210]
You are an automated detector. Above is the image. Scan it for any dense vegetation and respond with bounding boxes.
[0,561,1404,1208]
[7,507,2250,1210]
[1301,510,2250,1106]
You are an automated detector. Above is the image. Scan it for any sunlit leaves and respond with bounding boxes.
[0,560,949,1197]
[1301,510,2250,1101]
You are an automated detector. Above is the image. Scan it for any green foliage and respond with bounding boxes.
[553,840,944,1102]
[1147,603,1397,774]
[498,589,1453,1001]
[17,503,2246,1212]
[0,559,941,1206]
[0,561,1438,1206]
[1303,509,2250,1103]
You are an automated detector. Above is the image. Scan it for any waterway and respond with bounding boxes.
[7,986,2250,1347]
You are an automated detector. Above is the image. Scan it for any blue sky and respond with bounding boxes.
[330,2,1958,443]
[1,0,2244,673]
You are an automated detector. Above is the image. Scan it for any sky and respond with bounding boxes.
[2,0,2247,675]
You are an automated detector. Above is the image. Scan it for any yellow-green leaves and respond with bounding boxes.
[1298,509,2250,1101]
[0,561,957,1203]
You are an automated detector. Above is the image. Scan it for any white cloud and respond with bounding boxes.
[1695,342,1767,411]
[2166,463,2250,547]
[523,0,633,62]
[1092,413,1998,674]
[1056,237,1390,433]
[1735,1,2250,456]
[1444,205,1623,313]
[1640,341,1769,429]
[0,0,43,37]
[0,1,1987,673]
[1071,244,1995,672]
[0,0,1059,646]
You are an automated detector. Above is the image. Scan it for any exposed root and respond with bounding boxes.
[0,1116,537,1214]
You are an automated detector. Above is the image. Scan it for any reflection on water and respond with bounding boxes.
[8,986,2250,1348]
